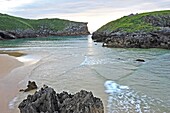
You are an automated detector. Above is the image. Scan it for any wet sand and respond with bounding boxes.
[0,54,23,113]
[0,55,23,78]
[0,51,26,57]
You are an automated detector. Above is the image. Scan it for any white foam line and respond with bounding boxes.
[104,80,167,113]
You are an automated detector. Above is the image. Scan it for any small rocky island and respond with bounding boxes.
[92,10,170,49]
[18,85,104,113]
[0,13,90,40]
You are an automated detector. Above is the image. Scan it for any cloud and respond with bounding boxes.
[0,0,36,13]
[0,0,170,31]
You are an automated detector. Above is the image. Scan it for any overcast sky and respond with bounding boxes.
[0,0,170,32]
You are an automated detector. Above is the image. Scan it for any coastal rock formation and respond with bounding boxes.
[92,10,170,49]
[0,13,90,40]
[0,23,89,40]
[7,23,90,39]
[19,81,38,92]
[93,28,170,49]
[18,86,104,113]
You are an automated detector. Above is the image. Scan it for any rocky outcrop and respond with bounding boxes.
[9,23,90,39]
[19,81,38,92]
[0,23,90,40]
[92,28,170,49]
[92,12,170,49]
[18,86,104,113]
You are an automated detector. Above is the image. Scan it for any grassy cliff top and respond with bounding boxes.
[97,10,170,33]
[0,13,85,31]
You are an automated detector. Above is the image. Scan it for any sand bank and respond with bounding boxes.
[0,51,26,57]
[0,51,41,113]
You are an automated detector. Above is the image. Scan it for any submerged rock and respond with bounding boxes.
[18,86,104,113]
[136,59,145,62]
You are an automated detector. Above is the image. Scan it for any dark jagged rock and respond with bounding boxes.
[18,86,104,113]
[19,81,38,92]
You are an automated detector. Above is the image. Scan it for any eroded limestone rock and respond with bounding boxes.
[18,86,104,113]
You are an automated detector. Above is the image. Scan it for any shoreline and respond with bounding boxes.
[0,51,42,113]
[0,53,24,113]
[0,54,23,79]
[0,49,109,113]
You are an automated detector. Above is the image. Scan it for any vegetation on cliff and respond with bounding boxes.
[97,10,170,33]
[0,13,85,31]
[0,13,89,39]
[92,10,170,49]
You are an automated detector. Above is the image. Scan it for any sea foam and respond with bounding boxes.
[104,80,167,113]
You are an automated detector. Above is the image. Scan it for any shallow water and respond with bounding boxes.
[0,35,170,113]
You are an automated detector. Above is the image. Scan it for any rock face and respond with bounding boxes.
[92,12,170,49]
[143,15,170,27]
[92,28,170,49]
[18,86,104,113]
[0,30,16,39]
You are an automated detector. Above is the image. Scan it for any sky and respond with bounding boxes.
[0,0,170,32]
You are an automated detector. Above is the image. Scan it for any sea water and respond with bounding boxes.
[0,35,170,113]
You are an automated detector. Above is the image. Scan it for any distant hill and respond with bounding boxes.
[0,14,90,39]
[92,10,170,49]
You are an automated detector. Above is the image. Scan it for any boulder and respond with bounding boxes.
[19,81,38,92]
[18,86,104,113]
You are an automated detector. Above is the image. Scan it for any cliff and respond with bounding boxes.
[0,13,90,39]
[92,10,170,49]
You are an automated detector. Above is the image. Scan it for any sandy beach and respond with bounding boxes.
[0,54,23,113]
[0,55,23,78]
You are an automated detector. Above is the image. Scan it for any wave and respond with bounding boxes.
[80,56,116,66]
[104,80,169,113]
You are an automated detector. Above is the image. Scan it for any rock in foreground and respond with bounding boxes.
[18,86,104,113]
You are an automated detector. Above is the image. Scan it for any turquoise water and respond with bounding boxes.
[1,35,170,112]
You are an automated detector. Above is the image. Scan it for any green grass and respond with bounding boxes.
[0,13,82,31]
[0,16,33,30]
[97,10,170,33]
